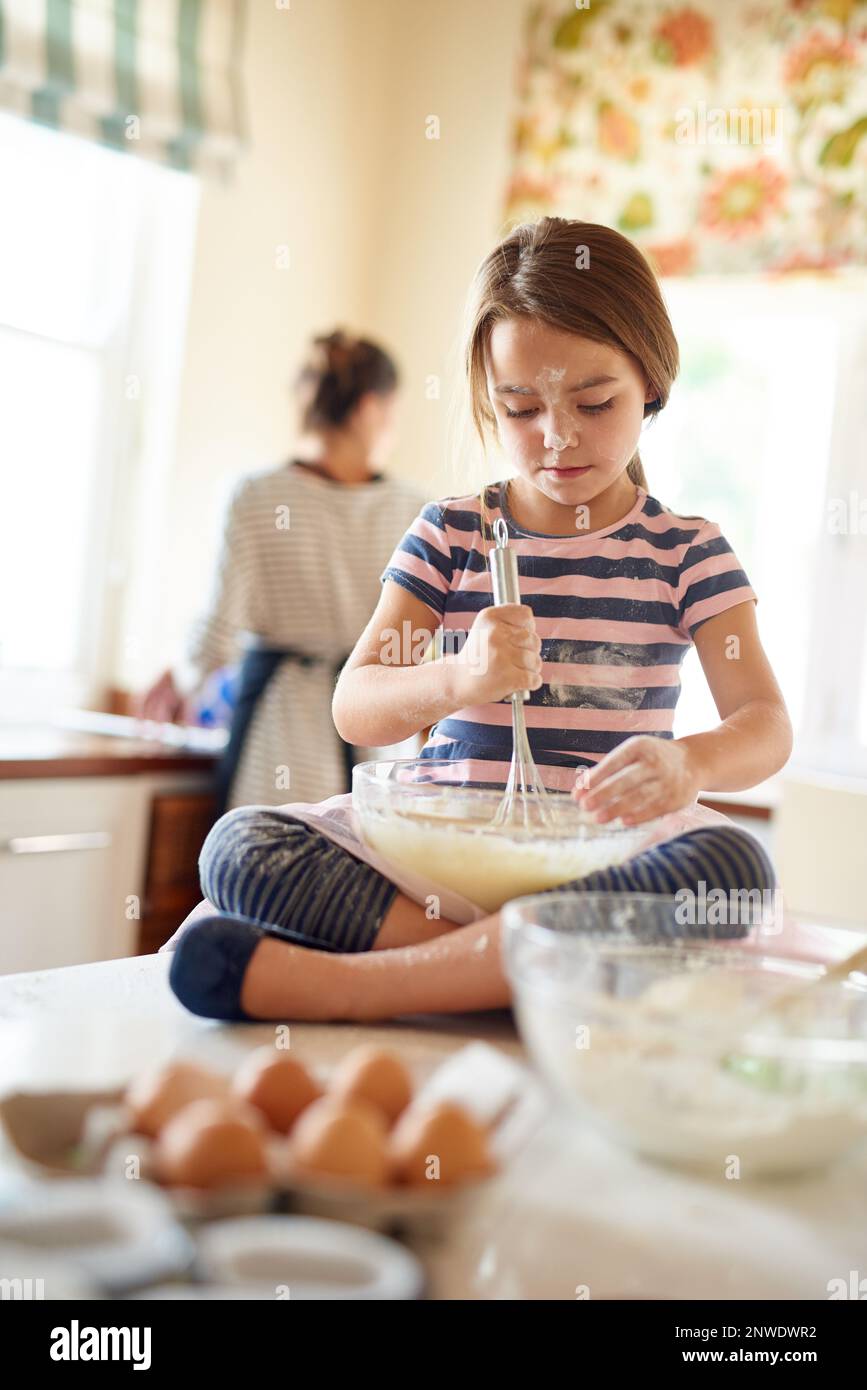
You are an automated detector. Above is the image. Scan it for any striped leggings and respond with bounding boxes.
[192,804,776,954]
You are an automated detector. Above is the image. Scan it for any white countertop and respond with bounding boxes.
[1,953,865,1300]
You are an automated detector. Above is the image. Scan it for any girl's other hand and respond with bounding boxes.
[572,735,703,825]
[446,603,543,708]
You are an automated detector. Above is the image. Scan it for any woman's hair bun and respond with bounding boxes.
[295,329,399,431]
[312,331,354,387]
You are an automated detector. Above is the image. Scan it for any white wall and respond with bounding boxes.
[134,0,527,684]
[353,0,527,496]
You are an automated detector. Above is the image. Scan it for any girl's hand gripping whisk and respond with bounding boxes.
[488,518,554,828]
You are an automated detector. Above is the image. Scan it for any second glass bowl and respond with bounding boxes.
[503,892,867,1177]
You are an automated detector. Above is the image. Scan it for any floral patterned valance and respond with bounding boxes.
[504,0,867,274]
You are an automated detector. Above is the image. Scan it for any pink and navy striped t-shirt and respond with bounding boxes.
[381,482,757,792]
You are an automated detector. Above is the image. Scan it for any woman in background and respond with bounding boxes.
[140,330,423,810]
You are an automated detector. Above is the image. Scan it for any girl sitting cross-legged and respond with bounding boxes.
[166,217,792,1023]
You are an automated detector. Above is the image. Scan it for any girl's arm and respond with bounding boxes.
[332,583,445,746]
[332,580,542,747]
[678,601,793,791]
[576,603,793,822]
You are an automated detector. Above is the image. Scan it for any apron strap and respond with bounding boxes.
[212,647,354,819]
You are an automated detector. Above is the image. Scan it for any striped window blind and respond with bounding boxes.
[0,0,246,178]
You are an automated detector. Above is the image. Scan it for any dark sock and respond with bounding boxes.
[168,915,265,1021]
[168,905,354,1021]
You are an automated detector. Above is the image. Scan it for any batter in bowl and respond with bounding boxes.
[359,801,647,912]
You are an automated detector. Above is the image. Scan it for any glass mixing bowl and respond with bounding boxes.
[352,758,659,912]
[503,892,867,1178]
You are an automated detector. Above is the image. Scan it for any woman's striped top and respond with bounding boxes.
[181,461,423,808]
[380,481,757,792]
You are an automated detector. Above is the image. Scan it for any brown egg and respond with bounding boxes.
[156,1099,269,1189]
[126,1061,229,1138]
[389,1101,494,1188]
[328,1045,413,1126]
[289,1097,389,1188]
[232,1048,322,1133]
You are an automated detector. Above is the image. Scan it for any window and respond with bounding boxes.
[641,273,867,779]
[0,112,199,718]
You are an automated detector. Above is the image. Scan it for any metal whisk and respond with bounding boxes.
[488,518,554,829]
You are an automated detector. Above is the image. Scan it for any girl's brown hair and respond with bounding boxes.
[463,218,679,491]
[295,329,398,431]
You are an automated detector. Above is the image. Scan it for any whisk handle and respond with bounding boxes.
[489,548,530,702]
[490,543,521,607]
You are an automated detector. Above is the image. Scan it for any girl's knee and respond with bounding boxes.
[198,807,314,911]
[195,809,393,950]
[199,806,257,905]
[689,825,776,894]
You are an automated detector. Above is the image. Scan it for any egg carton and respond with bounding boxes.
[0,1044,547,1239]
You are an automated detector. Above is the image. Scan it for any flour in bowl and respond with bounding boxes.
[517,968,867,1177]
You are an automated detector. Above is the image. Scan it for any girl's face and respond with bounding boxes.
[485,318,656,510]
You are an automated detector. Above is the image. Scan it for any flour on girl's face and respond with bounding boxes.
[533,366,576,458]
[536,366,566,391]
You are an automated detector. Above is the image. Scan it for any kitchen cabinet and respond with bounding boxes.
[0,775,213,975]
[138,791,217,954]
[0,722,218,975]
